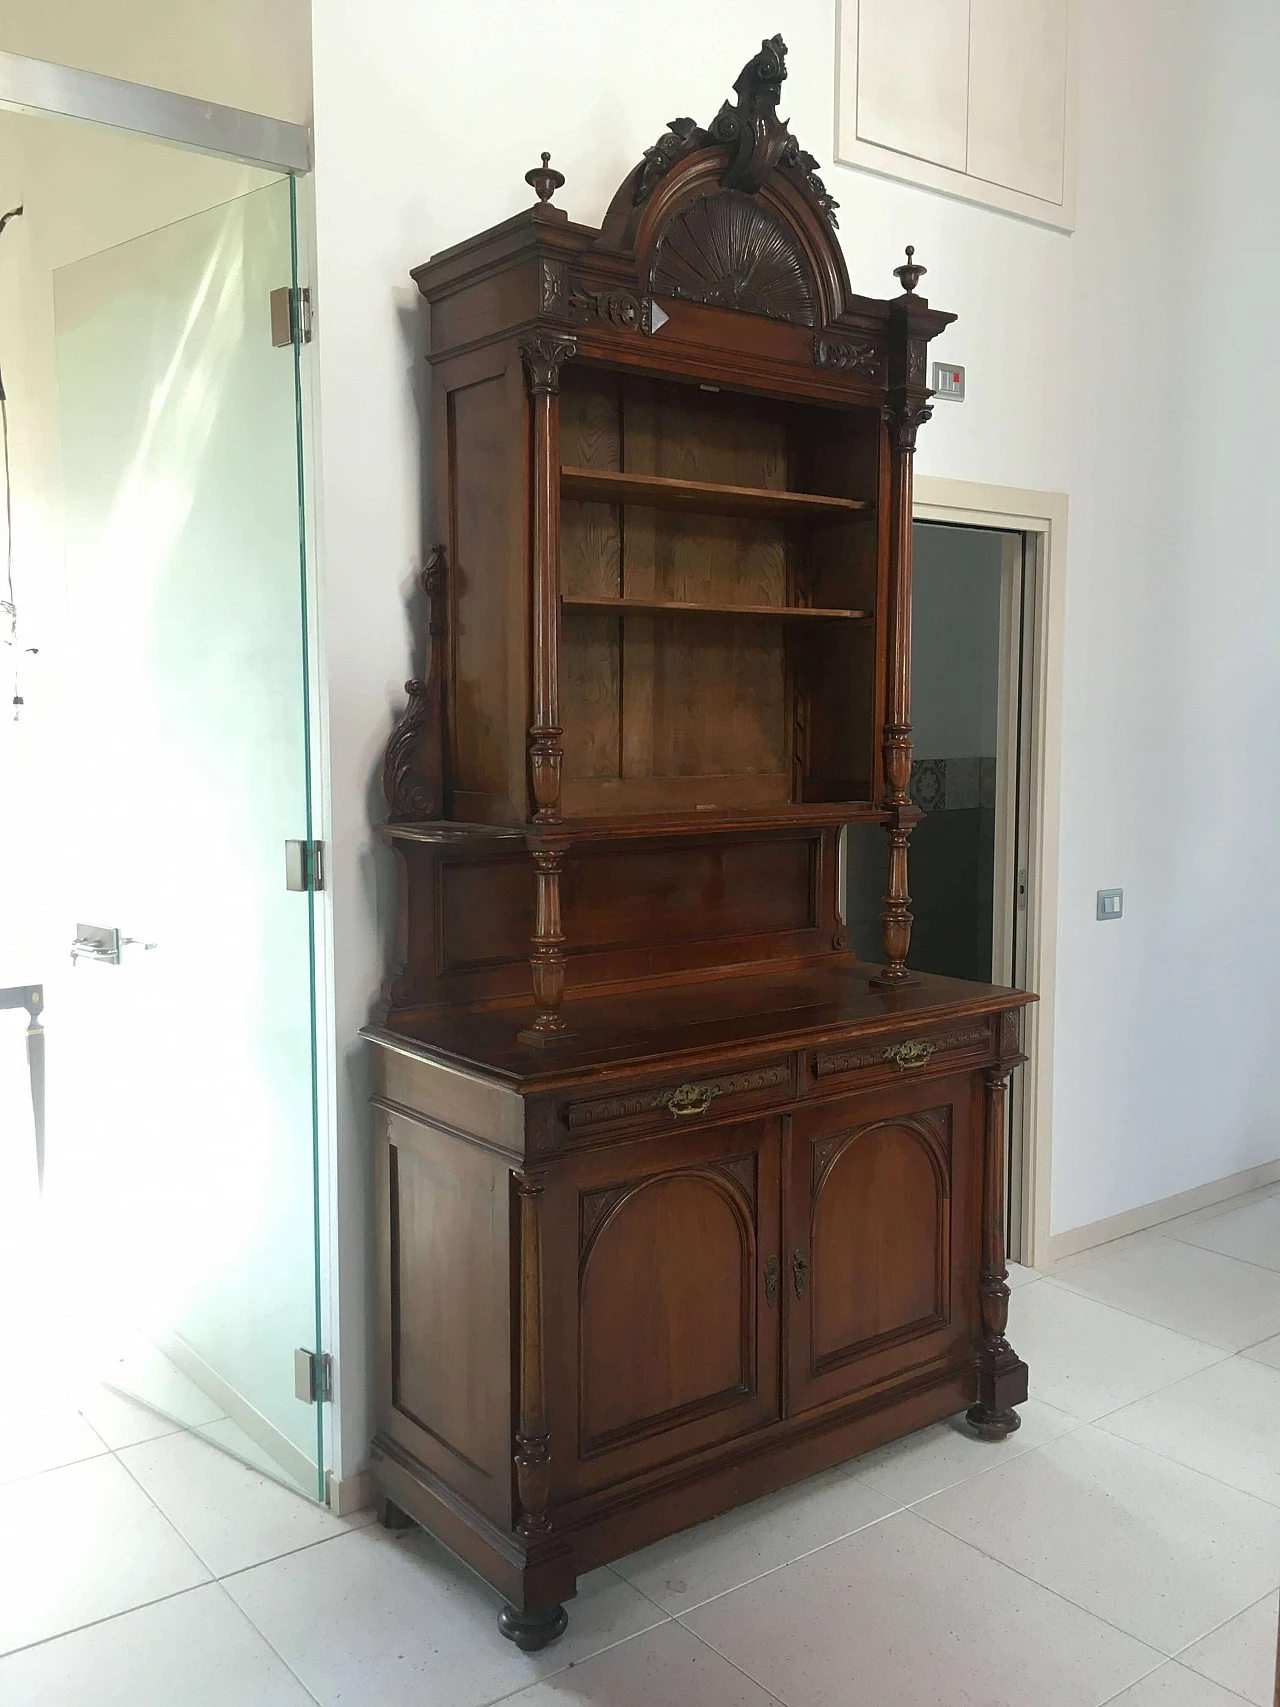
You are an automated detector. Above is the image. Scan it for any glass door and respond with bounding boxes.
[37,175,324,1498]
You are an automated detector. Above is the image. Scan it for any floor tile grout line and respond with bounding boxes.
[903,1501,1186,1660]
[614,1506,907,1621]
[1092,1653,1186,1707]
[671,1612,815,1706]
[0,1579,216,1663]
[108,1438,229,1582]
[910,1475,1280,1664]
[215,1518,388,1587]
[1167,1582,1280,1663]
[1156,1225,1280,1280]
[1036,1272,1260,1353]
[206,1577,326,1707]
[1086,1400,1280,1512]
[1093,1656,1254,1707]
[609,1417,1097,1626]
[0,1443,112,1489]
[678,1621,791,1706]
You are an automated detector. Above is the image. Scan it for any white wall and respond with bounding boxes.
[309,0,1280,1472]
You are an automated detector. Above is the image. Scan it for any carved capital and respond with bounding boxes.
[881,397,934,452]
[520,335,576,396]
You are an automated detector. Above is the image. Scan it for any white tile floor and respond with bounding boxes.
[3,1184,1280,1706]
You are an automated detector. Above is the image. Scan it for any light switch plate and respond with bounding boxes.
[931,360,965,400]
[1096,888,1123,920]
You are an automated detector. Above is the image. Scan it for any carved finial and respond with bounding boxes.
[525,152,565,204]
[714,34,796,194]
[893,245,926,294]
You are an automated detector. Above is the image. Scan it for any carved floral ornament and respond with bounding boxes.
[634,35,839,227]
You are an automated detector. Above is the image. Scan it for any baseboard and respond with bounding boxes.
[327,1466,375,1516]
[1044,1158,1280,1265]
[158,1331,319,1494]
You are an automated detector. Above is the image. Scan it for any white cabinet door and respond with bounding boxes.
[854,0,971,171]
[967,0,1070,202]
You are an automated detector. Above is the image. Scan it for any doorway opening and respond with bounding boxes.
[845,481,1065,1268]
[0,70,328,1500]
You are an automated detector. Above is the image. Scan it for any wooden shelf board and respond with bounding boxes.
[561,465,870,521]
[562,594,871,622]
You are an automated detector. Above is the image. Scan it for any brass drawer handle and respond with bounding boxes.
[656,1082,721,1118]
[884,1039,936,1071]
[792,1249,809,1298]
[764,1254,779,1306]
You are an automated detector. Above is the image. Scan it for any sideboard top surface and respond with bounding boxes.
[367,963,1033,1091]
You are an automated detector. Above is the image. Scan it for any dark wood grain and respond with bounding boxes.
[560,465,869,521]
[372,32,1027,1652]
[562,594,869,621]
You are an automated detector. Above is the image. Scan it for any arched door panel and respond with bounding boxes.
[787,1074,981,1417]
[543,1118,781,1502]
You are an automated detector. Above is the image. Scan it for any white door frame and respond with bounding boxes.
[914,475,1068,1270]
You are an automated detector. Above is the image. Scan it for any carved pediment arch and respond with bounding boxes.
[598,36,853,330]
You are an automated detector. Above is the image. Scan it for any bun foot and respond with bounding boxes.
[966,1402,1022,1441]
[498,1603,569,1652]
[376,1497,415,1531]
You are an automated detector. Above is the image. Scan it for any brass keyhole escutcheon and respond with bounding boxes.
[884,1039,936,1071]
[657,1082,721,1118]
[764,1254,779,1306]
[792,1249,809,1298]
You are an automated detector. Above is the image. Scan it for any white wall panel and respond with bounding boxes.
[967,0,1069,201]
[855,0,970,169]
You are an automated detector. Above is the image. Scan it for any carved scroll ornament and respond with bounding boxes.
[632,36,839,227]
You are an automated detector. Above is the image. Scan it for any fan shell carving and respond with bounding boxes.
[651,191,815,327]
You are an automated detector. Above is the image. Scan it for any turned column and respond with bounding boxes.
[520,334,575,826]
[870,392,930,989]
[498,1169,569,1651]
[518,845,569,1043]
[967,1059,1029,1438]
[518,336,575,1041]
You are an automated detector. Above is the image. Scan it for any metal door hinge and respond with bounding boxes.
[285,840,324,892]
[270,285,312,347]
[294,1347,332,1404]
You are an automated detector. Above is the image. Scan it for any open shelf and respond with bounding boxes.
[561,466,870,523]
[563,593,870,622]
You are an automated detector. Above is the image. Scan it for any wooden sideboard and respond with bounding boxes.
[364,34,1036,1649]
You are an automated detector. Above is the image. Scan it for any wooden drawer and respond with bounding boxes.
[811,1017,994,1094]
[557,1054,798,1145]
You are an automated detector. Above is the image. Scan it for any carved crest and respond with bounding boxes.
[629,36,838,228]
[651,191,815,326]
[381,546,447,822]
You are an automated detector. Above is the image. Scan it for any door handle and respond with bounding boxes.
[71,924,157,965]
[792,1249,809,1299]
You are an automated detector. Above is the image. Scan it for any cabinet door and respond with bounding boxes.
[785,1074,980,1417]
[543,1116,781,1502]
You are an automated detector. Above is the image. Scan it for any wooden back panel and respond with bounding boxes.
[385,825,845,1018]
